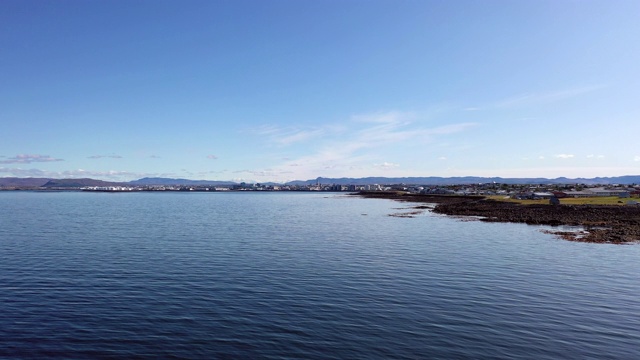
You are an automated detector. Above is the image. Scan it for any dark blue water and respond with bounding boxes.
[1,192,639,359]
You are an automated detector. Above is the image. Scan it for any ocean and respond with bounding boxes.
[1,191,639,359]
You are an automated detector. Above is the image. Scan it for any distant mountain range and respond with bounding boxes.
[1,175,640,188]
[0,178,128,188]
[286,176,640,186]
[0,177,53,187]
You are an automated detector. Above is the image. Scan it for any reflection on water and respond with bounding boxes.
[1,192,639,359]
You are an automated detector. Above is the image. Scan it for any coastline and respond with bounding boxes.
[354,191,640,244]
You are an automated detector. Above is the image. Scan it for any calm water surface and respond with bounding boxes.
[1,191,639,359]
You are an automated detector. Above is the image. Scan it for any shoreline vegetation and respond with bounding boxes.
[354,191,640,244]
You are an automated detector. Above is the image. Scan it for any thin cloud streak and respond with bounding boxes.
[0,167,162,180]
[0,154,64,164]
[496,85,604,108]
[88,155,123,159]
[255,125,326,146]
[374,162,399,169]
[351,111,415,124]
[267,111,477,181]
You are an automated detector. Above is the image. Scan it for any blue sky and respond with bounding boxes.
[1,0,639,182]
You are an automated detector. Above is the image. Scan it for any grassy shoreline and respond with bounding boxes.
[355,191,640,244]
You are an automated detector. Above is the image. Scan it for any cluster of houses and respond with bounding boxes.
[82,186,138,192]
[76,183,640,199]
[405,184,640,200]
[511,187,638,200]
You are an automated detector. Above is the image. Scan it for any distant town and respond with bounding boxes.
[81,183,640,200]
[1,176,639,200]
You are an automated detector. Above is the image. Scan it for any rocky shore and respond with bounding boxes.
[355,191,640,244]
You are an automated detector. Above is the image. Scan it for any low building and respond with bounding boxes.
[533,192,554,199]
[564,191,594,198]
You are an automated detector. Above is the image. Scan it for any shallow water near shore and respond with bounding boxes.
[1,191,639,359]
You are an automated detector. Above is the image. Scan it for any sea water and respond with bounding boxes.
[1,191,639,359]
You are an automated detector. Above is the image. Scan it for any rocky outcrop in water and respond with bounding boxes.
[356,192,640,244]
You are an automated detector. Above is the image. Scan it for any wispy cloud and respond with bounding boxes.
[337,112,475,153]
[634,156,640,162]
[231,169,294,178]
[258,111,474,158]
[264,110,477,181]
[554,154,575,159]
[207,155,218,160]
[196,170,226,176]
[496,85,604,108]
[255,125,326,146]
[586,154,605,159]
[0,154,64,164]
[351,111,415,124]
[279,129,325,145]
[0,167,159,180]
[88,155,123,159]
[374,162,399,169]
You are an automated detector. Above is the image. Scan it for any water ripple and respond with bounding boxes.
[1,192,639,359]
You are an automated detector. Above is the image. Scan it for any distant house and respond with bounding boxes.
[587,188,631,197]
[533,192,554,199]
[552,191,568,198]
[513,192,534,200]
[564,191,595,198]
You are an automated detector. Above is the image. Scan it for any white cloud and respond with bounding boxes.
[554,154,575,159]
[347,115,475,151]
[207,155,218,159]
[374,162,399,169]
[634,156,640,162]
[260,111,478,181]
[438,157,447,160]
[587,154,605,159]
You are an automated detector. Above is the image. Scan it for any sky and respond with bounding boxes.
[1,0,639,183]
